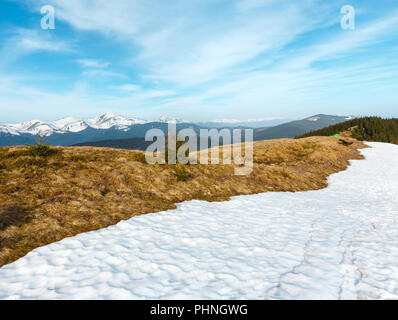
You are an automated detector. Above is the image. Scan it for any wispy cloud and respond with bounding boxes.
[76,59,110,68]
[81,69,124,78]
[37,0,332,85]
[0,28,72,64]
[116,84,141,92]
[281,12,398,70]
[2,0,398,121]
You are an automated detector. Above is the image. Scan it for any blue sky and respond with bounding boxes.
[1,0,398,122]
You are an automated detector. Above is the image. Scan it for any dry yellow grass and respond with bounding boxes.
[0,136,365,267]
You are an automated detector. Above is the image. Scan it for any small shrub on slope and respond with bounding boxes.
[338,139,353,147]
[28,144,58,157]
[173,165,192,182]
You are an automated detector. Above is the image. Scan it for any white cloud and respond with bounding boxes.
[0,28,71,64]
[3,1,398,121]
[76,59,110,68]
[36,0,332,86]
[281,12,398,70]
[116,84,141,91]
[82,69,124,78]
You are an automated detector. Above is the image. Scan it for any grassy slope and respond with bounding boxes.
[0,137,365,267]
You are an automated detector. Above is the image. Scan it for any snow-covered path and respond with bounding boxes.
[1,142,398,300]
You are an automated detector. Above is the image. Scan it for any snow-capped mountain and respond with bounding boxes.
[0,112,192,137]
[0,124,20,135]
[157,115,189,124]
[0,113,150,136]
[3,120,59,136]
[86,112,147,130]
[0,112,200,147]
[50,117,89,133]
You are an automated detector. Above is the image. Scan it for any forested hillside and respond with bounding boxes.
[297,117,398,144]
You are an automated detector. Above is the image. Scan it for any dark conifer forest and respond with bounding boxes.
[297,117,398,144]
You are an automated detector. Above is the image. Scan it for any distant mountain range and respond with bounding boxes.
[0,112,183,136]
[254,114,355,141]
[0,113,196,147]
[197,118,289,129]
[73,114,355,150]
[0,113,354,147]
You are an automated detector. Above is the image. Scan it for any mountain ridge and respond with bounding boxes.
[253,114,354,141]
[0,113,354,147]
